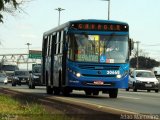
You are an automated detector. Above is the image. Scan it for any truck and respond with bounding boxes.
[153,67,160,76]
[152,67,160,82]
[0,62,19,82]
[28,64,42,89]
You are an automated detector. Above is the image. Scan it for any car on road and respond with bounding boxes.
[12,70,30,86]
[126,69,159,93]
[0,72,8,84]
[28,64,42,89]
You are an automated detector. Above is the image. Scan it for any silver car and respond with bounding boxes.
[0,73,8,84]
[126,70,159,93]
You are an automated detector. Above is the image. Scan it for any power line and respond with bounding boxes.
[141,43,160,46]
[0,47,41,50]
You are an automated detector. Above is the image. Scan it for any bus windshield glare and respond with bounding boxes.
[68,34,129,63]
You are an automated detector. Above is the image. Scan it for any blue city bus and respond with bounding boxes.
[42,19,133,98]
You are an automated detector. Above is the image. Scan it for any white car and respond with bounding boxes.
[126,70,159,93]
[0,73,8,84]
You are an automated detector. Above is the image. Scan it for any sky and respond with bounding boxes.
[0,0,160,62]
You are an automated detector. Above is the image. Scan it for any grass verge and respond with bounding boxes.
[0,94,73,120]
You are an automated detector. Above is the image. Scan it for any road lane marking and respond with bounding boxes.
[119,96,141,100]
[47,96,138,115]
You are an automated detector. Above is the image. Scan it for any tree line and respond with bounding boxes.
[130,56,160,69]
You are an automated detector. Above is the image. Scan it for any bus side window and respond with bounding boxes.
[49,35,52,56]
[46,36,51,56]
[68,35,76,60]
[54,33,57,55]
[58,32,61,54]
[56,32,60,55]
[60,31,64,54]
[43,36,48,57]
[52,33,56,55]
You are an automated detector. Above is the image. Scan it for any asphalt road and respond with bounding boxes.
[1,83,160,115]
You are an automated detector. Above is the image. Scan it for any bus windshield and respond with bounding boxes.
[68,34,129,63]
[1,65,19,71]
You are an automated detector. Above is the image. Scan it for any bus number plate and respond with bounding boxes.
[94,81,104,85]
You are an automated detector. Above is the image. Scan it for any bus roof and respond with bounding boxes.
[43,19,129,36]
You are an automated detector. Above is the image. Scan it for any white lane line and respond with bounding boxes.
[48,96,138,114]
[119,96,141,100]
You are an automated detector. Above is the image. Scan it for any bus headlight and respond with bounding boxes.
[76,73,81,77]
[116,74,122,79]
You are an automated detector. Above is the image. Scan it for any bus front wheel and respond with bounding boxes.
[46,86,53,94]
[85,90,92,96]
[62,87,71,96]
[109,89,118,98]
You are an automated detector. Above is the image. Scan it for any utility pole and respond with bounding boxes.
[101,0,110,20]
[134,41,140,69]
[55,7,65,26]
[25,43,31,71]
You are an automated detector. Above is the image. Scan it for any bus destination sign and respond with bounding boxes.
[72,23,128,31]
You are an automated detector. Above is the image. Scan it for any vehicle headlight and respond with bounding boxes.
[14,77,19,80]
[76,73,81,78]
[4,78,8,83]
[136,80,142,83]
[116,74,122,79]
[155,81,159,84]
[33,75,39,79]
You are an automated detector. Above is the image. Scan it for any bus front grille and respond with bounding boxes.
[77,64,120,70]
[82,74,115,77]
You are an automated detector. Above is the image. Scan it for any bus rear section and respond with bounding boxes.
[42,19,133,98]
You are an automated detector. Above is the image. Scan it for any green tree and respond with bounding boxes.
[130,56,160,69]
[0,0,19,23]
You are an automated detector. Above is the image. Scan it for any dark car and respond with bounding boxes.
[12,70,30,86]
[28,64,42,89]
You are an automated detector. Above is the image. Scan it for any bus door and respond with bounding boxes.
[42,36,48,85]
[50,33,56,86]
[62,31,67,86]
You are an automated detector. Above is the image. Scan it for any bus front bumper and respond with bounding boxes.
[68,76,128,89]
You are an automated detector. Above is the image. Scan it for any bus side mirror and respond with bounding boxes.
[129,38,134,55]
[63,31,68,51]
[64,42,68,51]
[129,38,134,50]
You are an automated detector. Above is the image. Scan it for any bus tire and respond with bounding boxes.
[46,86,53,94]
[155,89,159,93]
[62,87,71,96]
[93,91,99,95]
[126,88,129,91]
[31,84,35,89]
[53,87,60,95]
[147,90,151,92]
[109,89,118,98]
[12,83,16,86]
[85,90,92,96]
